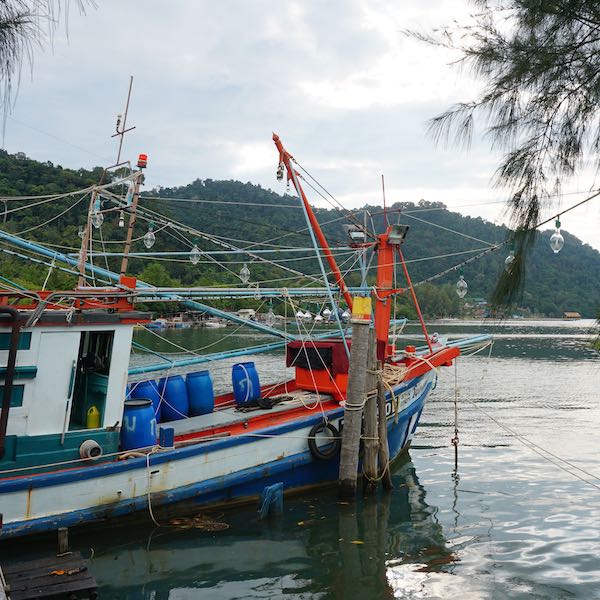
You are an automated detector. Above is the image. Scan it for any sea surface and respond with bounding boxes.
[8,319,600,599]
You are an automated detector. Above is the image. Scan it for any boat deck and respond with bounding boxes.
[168,389,334,437]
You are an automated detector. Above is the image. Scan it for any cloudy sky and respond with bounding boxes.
[3,0,599,250]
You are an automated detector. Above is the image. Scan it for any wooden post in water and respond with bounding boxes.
[57,527,69,555]
[377,374,394,490]
[338,296,372,500]
[362,327,379,494]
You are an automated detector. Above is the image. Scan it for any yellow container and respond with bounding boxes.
[351,296,372,322]
[86,405,101,429]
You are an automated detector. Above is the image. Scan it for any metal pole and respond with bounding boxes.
[115,76,134,166]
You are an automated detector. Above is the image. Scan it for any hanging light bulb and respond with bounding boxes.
[266,301,276,327]
[91,196,103,229]
[240,263,250,285]
[505,250,515,272]
[190,244,201,265]
[91,210,104,229]
[549,217,564,254]
[124,182,134,207]
[143,222,156,249]
[78,225,85,239]
[118,211,125,228]
[456,274,468,298]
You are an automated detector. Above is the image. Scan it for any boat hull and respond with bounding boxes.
[0,373,434,539]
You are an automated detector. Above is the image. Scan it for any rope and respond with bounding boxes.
[140,196,300,209]
[15,193,89,235]
[451,359,459,471]
[146,448,161,527]
[41,257,56,291]
[402,212,497,247]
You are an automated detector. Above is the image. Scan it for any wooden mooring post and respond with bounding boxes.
[57,527,69,555]
[362,327,379,494]
[338,297,371,500]
[377,373,394,490]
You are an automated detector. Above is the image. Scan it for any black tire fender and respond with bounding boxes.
[308,421,341,461]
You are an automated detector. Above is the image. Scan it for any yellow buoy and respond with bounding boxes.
[86,405,101,429]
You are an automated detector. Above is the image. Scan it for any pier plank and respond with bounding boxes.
[2,552,97,599]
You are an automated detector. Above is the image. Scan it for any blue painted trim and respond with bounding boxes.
[0,366,37,379]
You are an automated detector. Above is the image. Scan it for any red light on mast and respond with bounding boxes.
[137,153,148,169]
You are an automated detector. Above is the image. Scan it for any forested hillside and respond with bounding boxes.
[0,150,598,318]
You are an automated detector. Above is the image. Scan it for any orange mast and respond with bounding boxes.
[273,134,353,311]
[273,135,432,360]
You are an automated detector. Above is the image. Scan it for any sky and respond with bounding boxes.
[3,0,600,250]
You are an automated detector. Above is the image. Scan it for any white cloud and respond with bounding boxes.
[1,0,599,250]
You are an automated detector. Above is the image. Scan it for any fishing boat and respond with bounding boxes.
[203,319,228,329]
[0,135,490,540]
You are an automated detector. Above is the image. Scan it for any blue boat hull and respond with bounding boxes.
[0,374,432,539]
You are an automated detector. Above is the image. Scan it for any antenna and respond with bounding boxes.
[77,77,139,287]
[111,75,136,165]
[381,174,389,227]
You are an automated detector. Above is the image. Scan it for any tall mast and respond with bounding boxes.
[273,134,353,310]
[78,77,139,285]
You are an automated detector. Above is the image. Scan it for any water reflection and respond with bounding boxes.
[89,456,456,599]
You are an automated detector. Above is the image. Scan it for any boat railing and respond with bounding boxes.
[0,289,138,327]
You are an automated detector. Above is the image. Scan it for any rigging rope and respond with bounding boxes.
[467,398,600,492]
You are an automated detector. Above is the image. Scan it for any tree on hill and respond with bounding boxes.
[0,151,598,317]
[414,1,600,311]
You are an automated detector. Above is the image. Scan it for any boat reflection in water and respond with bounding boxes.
[89,454,457,599]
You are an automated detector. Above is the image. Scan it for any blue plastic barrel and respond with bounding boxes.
[158,375,189,422]
[232,362,261,406]
[186,370,215,416]
[130,380,162,422]
[121,399,157,450]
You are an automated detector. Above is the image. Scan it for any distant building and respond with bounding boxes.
[563,311,581,320]
[237,309,256,320]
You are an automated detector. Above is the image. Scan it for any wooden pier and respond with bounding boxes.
[1,552,97,600]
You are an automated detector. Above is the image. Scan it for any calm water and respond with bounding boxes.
[7,319,600,599]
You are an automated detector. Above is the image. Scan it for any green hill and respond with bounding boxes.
[0,149,598,318]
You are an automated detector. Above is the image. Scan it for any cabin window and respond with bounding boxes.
[69,330,114,430]
[0,332,31,351]
[0,384,24,407]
